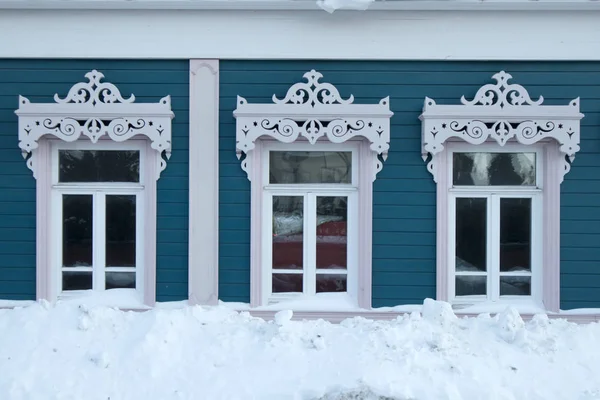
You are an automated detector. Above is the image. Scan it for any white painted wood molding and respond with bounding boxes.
[16,70,174,180]
[188,59,220,306]
[234,69,393,181]
[420,71,584,183]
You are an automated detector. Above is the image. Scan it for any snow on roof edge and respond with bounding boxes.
[1,0,600,12]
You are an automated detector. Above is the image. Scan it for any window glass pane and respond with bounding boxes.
[453,152,536,186]
[62,271,92,291]
[106,271,136,290]
[59,150,140,182]
[269,151,352,184]
[316,274,347,293]
[63,194,93,268]
[316,196,347,270]
[456,198,487,272]
[272,273,303,293]
[272,196,303,270]
[500,276,531,296]
[455,275,486,296]
[500,198,532,273]
[106,195,136,268]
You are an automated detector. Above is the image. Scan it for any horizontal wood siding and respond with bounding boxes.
[219,61,600,309]
[0,60,189,302]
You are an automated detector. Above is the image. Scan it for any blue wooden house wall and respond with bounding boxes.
[0,59,189,302]
[0,60,598,309]
[219,61,600,310]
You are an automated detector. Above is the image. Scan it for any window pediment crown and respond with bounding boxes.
[233,69,393,181]
[16,70,174,180]
[419,71,584,183]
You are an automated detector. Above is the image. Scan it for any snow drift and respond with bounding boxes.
[0,298,599,400]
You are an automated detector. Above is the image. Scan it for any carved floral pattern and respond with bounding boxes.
[234,70,393,181]
[420,71,584,183]
[16,70,174,180]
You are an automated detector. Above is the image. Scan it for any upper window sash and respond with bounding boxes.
[447,143,545,191]
[50,140,147,187]
[262,141,360,188]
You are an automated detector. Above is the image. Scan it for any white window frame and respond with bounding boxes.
[234,70,393,308]
[261,141,359,305]
[420,71,584,312]
[15,70,174,306]
[446,142,544,306]
[50,140,147,301]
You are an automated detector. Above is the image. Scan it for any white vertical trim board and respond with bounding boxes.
[188,59,220,306]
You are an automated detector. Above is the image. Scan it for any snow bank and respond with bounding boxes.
[317,0,375,13]
[1,299,600,399]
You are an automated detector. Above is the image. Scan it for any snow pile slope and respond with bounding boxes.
[1,298,600,400]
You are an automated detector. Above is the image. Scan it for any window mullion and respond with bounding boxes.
[489,195,500,301]
[305,193,316,296]
[93,192,106,291]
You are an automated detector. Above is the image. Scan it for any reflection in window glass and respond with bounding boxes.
[500,276,531,296]
[453,152,536,186]
[316,196,347,270]
[62,194,93,268]
[455,198,487,273]
[62,271,92,291]
[59,150,140,182]
[272,196,303,270]
[455,276,486,296]
[269,151,352,184]
[272,274,303,293]
[316,274,347,293]
[500,198,531,273]
[106,272,136,290]
[106,195,136,268]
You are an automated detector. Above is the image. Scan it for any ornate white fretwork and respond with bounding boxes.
[16,70,174,180]
[233,70,393,181]
[419,71,584,183]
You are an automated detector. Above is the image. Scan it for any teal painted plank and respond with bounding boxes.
[372,285,436,299]
[373,206,435,220]
[372,272,435,287]
[561,274,600,288]
[372,231,435,245]
[373,245,436,259]
[561,234,600,247]
[0,268,35,281]
[219,269,250,284]
[0,281,35,294]
[560,261,600,275]
[373,259,435,272]
[373,218,435,233]
[156,269,188,283]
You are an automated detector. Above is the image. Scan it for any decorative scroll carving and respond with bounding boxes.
[234,70,393,181]
[16,70,174,179]
[420,71,584,183]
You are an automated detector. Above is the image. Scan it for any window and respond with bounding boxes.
[264,143,358,303]
[448,146,542,303]
[420,71,584,311]
[234,70,393,308]
[16,70,174,306]
[52,143,145,297]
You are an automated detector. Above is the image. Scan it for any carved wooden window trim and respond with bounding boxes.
[15,70,174,307]
[233,70,393,309]
[419,71,585,312]
[16,70,174,181]
[234,70,393,182]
